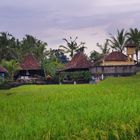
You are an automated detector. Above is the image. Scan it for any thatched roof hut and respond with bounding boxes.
[63,52,92,72]
[15,54,45,80]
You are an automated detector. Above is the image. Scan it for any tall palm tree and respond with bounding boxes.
[59,37,86,58]
[33,40,47,62]
[21,35,47,62]
[127,28,140,63]
[96,39,110,56]
[0,32,19,61]
[21,35,37,55]
[108,29,127,52]
[76,42,87,53]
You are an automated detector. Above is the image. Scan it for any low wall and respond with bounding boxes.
[136,65,140,72]
[89,65,136,77]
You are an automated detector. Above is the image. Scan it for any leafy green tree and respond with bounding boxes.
[59,37,86,58]
[127,28,140,63]
[108,29,127,52]
[90,50,102,62]
[46,48,68,63]
[42,57,64,78]
[0,32,19,61]
[33,40,48,63]
[20,35,47,62]
[97,39,110,56]
[1,60,19,81]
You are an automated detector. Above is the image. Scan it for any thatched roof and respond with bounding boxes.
[64,52,92,71]
[0,66,7,73]
[20,54,41,70]
[104,51,128,61]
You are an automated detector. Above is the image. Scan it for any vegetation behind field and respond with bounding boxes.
[0,74,140,140]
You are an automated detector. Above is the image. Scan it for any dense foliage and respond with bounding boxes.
[0,32,68,81]
[60,71,91,82]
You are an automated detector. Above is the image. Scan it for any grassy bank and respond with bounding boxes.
[0,75,140,139]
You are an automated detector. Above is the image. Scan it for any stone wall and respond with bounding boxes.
[89,65,136,77]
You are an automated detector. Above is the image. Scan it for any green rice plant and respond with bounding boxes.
[0,74,140,139]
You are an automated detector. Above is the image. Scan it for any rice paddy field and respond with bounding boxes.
[0,74,140,140]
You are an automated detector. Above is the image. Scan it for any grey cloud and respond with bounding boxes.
[0,0,140,52]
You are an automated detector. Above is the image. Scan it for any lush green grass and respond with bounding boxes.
[0,75,140,140]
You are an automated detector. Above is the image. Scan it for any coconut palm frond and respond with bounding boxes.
[108,29,127,52]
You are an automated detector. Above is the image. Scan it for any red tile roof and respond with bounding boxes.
[0,66,7,73]
[104,51,128,61]
[64,52,92,70]
[20,54,40,70]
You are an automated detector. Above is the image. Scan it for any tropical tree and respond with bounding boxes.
[108,29,127,52]
[76,42,87,53]
[90,50,102,62]
[46,49,68,63]
[20,35,47,62]
[20,35,36,53]
[127,28,140,63]
[96,39,110,56]
[0,32,19,61]
[42,57,64,79]
[1,60,20,81]
[59,37,86,58]
[33,40,48,62]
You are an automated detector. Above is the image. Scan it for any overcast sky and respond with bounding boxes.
[0,0,140,54]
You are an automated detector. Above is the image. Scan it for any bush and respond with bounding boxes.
[59,71,91,82]
[0,77,4,85]
[82,71,92,81]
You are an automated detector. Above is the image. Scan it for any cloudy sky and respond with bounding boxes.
[0,0,140,54]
